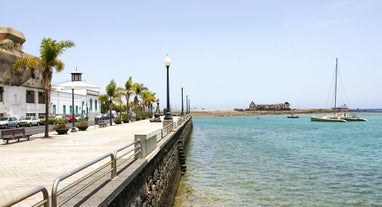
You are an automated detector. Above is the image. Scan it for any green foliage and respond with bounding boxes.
[114,116,122,124]
[39,117,55,125]
[75,119,89,129]
[122,113,129,123]
[53,118,68,130]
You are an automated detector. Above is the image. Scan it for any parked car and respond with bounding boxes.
[19,116,40,127]
[0,116,20,129]
[62,114,77,123]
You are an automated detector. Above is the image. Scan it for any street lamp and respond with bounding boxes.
[180,83,184,116]
[70,70,82,132]
[71,84,77,132]
[188,96,191,114]
[164,55,173,120]
[185,93,188,114]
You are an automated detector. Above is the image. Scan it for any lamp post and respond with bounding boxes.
[164,55,173,120]
[180,83,184,116]
[188,96,191,114]
[185,93,188,114]
[71,85,77,132]
[70,69,82,132]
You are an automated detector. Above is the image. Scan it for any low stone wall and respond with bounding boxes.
[107,118,193,207]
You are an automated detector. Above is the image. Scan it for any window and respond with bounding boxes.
[26,90,35,103]
[0,87,3,102]
[95,100,98,111]
[53,105,56,116]
[76,106,79,115]
[63,105,66,114]
[38,92,45,103]
[89,99,93,111]
[26,113,36,117]
[70,105,73,114]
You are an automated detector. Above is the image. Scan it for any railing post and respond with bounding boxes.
[111,153,117,179]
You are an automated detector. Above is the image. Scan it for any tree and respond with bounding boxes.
[13,38,74,137]
[98,94,109,114]
[114,86,125,117]
[124,76,133,114]
[142,90,156,115]
[106,80,117,125]
[132,82,147,113]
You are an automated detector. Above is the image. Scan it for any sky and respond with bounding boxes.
[1,0,381,109]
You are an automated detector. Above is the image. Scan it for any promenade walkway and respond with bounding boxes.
[0,117,176,206]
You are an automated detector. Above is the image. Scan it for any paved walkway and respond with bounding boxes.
[0,118,173,206]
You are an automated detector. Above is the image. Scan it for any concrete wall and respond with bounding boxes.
[73,118,193,207]
[107,118,193,207]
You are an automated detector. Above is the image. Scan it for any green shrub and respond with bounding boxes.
[114,116,122,124]
[75,119,89,130]
[53,118,68,130]
[122,113,129,123]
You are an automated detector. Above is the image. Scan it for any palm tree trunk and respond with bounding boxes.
[44,89,49,137]
[109,101,113,126]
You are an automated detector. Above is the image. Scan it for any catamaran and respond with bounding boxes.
[310,58,367,122]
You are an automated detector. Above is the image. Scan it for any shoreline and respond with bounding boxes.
[188,109,376,117]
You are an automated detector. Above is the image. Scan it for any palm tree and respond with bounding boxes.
[141,90,156,115]
[13,38,74,137]
[124,76,133,114]
[98,94,109,114]
[106,80,117,125]
[132,82,147,113]
[114,86,125,117]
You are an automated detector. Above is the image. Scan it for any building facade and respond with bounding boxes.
[248,101,291,111]
[51,71,101,121]
[0,27,100,120]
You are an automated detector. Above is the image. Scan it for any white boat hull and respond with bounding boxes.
[310,116,347,122]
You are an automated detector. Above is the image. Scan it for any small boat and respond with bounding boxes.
[310,116,347,122]
[287,115,299,118]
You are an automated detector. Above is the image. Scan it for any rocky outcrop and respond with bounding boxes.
[0,27,42,87]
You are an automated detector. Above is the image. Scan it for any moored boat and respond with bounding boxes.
[310,116,347,122]
[287,115,299,118]
[340,114,367,122]
[310,58,366,123]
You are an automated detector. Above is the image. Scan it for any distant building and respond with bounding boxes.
[248,101,290,111]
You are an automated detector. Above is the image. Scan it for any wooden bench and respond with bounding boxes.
[1,128,33,144]
[98,120,107,128]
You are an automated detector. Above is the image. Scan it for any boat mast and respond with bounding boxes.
[334,58,338,109]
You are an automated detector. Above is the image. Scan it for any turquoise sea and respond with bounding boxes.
[175,113,382,207]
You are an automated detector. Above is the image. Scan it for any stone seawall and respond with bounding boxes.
[107,118,193,207]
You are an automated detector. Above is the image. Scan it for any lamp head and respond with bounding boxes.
[164,55,171,67]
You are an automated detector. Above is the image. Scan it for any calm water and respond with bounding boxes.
[175,114,382,206]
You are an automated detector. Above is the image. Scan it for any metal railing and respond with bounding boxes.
[3,186,49,207]
[6,114,192,207]
[51,153,115,207]
[114,141,141,175]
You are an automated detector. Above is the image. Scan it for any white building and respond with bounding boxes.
[0,27,101,120]
[51,71,101,120]
[0,27,46,118]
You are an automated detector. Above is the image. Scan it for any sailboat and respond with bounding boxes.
[310,58,367,122]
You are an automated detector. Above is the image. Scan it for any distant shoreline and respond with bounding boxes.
[188,109,379,117]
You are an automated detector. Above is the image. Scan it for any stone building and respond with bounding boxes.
[248,101,291,111]
[0,27,101,119]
